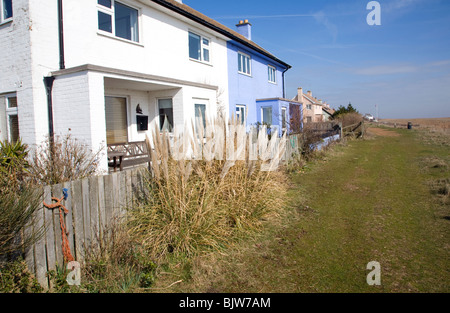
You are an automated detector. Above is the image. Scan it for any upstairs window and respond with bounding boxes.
[268,65,276,83]
[1,0,12,23]
[238,52,251,76]
[189,32,210,63]
[97,0,139,42]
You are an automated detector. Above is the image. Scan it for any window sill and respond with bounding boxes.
[189,58,213,67]
[238,71,252,78]
[0,19,13,27]
[97,31,144,47]
[268,81,277,85]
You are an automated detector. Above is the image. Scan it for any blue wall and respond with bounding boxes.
[227,40,290,133]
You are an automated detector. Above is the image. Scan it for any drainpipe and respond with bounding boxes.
[282,67,290,99]
[58,0,65,70]
[44,76,56,147]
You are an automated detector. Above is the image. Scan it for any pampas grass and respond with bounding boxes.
[127,116,288,260]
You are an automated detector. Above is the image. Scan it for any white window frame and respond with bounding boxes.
[157,98,174,133]
[105,95,130,144]
[261,106,272,125]
[236,105,246,125]
[0,0,13,24]
[281,107,287,131]
[268,65,277,84]
[188,31,211,64]
[5,94,18,142]
[97,0,140,43]
[238,52,252,76]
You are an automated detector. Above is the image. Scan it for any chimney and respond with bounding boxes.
[236,19,252,40]
[307,90,312,97]
[297,87,303,103]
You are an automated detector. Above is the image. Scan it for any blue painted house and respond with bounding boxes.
[228,20,303,135]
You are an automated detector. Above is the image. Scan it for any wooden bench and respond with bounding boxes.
[107,141,151,173]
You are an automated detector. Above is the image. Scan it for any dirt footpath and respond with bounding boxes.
[367,127,401,137]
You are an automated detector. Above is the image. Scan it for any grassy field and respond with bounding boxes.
[154,125,449,293]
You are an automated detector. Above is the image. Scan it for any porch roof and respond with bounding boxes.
[51,64,219,91]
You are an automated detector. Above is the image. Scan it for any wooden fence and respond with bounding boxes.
[342,121,365,139]
[284,122,342,162]
[24,166,148,289]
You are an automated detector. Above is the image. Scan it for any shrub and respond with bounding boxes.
[0,187,44,259]
[0,139,29,193]
[333,112,363,128]
[81,219,156,292]
[127,117,288,261]
[0,257,43,293]
[28,134,104,186]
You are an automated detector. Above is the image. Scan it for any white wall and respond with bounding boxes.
[0,0,229,171]
[62,0,229,112]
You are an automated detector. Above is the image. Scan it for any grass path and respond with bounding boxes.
[159,127,449,293]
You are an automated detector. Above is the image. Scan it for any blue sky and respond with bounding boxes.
[183,0,450,119]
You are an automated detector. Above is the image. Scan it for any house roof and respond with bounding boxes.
[150,0,291,69]
[323,107,334,116]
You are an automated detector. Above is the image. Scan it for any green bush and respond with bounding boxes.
[0,257,43,293]
[0,187,44,258]
[0,139,29,192]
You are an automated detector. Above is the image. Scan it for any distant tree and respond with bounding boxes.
[332,103,358,119]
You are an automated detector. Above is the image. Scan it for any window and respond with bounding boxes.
[189,32,210,63]
[158,99,174,132]
[105,96,128,144]
[1,0,12,23]
[306,104,312,110]
[6,95,19,142]
[194,103,206,130]
[261,107,272,125]
[281,107,287,130]
[236,105,246,125]
[238,52,251,75]
[268,65,276,83]
[97,0,139,42]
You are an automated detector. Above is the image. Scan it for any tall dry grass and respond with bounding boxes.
[127,116,288,260]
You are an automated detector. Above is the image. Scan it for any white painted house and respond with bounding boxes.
[0,0,234,171]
